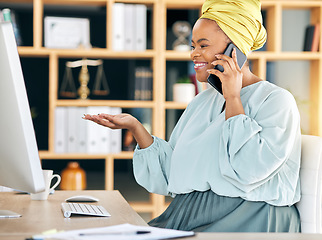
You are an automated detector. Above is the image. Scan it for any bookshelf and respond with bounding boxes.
[1,0,321,219]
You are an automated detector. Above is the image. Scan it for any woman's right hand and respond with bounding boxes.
[83,113,139,131]
[83,113,154,149]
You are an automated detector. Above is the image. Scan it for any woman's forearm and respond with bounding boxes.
[225,96,245,120]
[130,120,154,149]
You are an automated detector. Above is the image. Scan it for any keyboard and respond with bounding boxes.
[61,202,111,218]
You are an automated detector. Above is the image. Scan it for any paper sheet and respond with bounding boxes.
[33,223,195,240]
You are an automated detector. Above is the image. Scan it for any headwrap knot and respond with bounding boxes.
[200,0,267,55]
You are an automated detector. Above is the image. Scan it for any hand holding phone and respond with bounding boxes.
[207,43,247,94]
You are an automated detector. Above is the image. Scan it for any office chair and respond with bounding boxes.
[295,135,322,233]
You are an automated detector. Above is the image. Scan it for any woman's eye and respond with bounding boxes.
[191,45,195,50]
[200,45,208,48]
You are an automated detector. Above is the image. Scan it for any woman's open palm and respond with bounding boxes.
[83,113,138,130]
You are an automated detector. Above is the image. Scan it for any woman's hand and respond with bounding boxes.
[207,48,245,119]
[83,113,139,131]
[207,48,243,100]
[83,113,153,149]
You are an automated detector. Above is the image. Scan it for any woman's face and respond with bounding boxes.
[190,19,230,82]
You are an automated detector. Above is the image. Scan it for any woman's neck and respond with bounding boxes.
[242,66,263,88]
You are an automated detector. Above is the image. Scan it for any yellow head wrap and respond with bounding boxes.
[200,0,267,56]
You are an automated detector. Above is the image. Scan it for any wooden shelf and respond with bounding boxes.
[249,51,322,60]
[2,0,33,3]
[166,50,191,61]
[19,47,322,61]
[165,0,203,9]
[18,47,155,59]
[43,0,107,6]
[18,46,50,57]
[115,0,156,4]
[56,100,155,108]
[39,151,134,159]
[165,101,188,109]
[55,49,156,59]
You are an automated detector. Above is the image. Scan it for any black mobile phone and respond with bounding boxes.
[207,43,247,94]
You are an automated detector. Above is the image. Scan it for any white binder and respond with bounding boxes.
[67,107,78,153]
[112,3,125,51]
[124,4,135,51]
[110,107,122,153]
[135,4,147,51]
[77,107,87,153]
[54,107,67,153]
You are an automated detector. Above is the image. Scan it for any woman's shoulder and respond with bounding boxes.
[245,81,299,117]
[246,81,296,105]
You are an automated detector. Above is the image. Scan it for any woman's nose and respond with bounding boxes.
[191,48,200,60]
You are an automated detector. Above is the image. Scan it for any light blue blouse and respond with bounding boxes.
[133,81,301,206]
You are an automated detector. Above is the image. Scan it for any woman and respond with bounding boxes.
[84,0,301,232]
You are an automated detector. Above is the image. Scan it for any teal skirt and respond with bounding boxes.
[148,190,300,232]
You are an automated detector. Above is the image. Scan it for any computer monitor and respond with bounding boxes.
[0,22,45,217]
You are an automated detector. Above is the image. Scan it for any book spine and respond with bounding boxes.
[145,67,153,101]
[124,4,135,51]
[110,107,122,153]
[54,107,67,153]
[77,107,87,153]
[303,25,315,51]
[97,106,112,153]
[86,106,101,153]
[141,68,148,100]
[134,4,147,51]
[112,3,125,51]
[67,107,79,153]
[134,67,143,100]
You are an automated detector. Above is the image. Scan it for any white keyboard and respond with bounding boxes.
[61,202,111,218]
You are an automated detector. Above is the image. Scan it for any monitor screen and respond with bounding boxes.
[0,22,45,195]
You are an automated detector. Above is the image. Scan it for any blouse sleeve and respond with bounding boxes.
[133,136,173,195]
[219,90,301,193]
[132,98,198,196]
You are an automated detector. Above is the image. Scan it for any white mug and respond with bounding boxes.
[31,170,61,200]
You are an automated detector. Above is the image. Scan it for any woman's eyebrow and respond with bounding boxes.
[191,38,210,44]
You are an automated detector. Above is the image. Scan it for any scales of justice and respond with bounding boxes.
[60,58,110,100]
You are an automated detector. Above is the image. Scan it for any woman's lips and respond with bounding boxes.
[194,62,208,70]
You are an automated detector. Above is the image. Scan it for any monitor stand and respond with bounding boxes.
[0,210,21,218]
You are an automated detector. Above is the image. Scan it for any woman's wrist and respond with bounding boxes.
[128,117,141,132]
[130,119,153,149]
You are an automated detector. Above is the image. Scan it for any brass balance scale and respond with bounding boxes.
[60,58,110,99]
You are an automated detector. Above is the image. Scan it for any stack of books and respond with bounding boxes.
[134,67,153,101]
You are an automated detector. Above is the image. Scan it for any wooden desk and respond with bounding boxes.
[0,190,147,239]
[1,191,322,240]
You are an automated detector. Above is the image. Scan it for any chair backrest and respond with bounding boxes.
[295,135,322,233]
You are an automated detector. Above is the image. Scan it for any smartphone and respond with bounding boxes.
[207,43,247,94]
